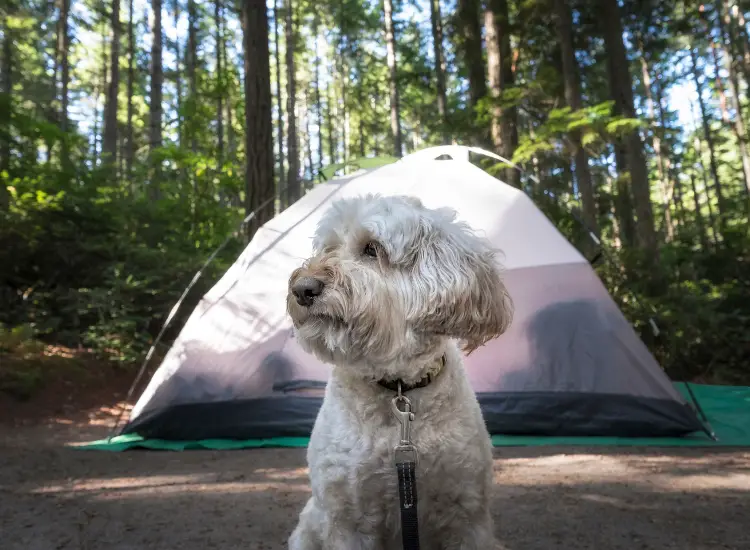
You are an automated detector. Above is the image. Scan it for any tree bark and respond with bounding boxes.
[1,9,14,196]
[187,0,197,153]
[273,0,285,197]
[485,0,518,186]
[691,132,719,244]
[126,0,135,179]
[553,0,598,237]
[689,172,710,251]
[689,48,728,221]
[654,77,684,231]
[719,0,750,98]
[600,0,658,262]
[715,6,750,198]
[215,0,224,164]
[327,86,336,164]
[285,0,300,204]
[103,0,121,168]
[149,0,163,196]
[456,0,486,110]
[638,50,673,241]
[224,36,235,156]
[384,0,403,157]
[173,1,182,147]
[429,0,448,143]
[241,0,275,238]
[304,91,314,187]
[313,11,323,173]
[710,44,731,122]
[95,29,109,163]
[58,0,71,168]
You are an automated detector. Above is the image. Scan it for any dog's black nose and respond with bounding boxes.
[291,277,325,307]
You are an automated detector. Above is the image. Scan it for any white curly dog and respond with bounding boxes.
[286,194,513,550]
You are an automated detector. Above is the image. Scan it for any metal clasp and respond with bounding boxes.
[391,388,418,465]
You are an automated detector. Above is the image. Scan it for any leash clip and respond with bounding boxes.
[392,389,418,466]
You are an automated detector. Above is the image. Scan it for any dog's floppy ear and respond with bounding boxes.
[456,249,514,353]
[419,220,514,354]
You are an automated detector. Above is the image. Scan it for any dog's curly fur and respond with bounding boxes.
[286,194,513,549]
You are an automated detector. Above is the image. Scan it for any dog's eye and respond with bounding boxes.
[363,242,378,258]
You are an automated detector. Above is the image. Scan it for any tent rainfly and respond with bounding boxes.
[121,146,707,441]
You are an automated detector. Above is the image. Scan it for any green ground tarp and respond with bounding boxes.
[74,383,750,451]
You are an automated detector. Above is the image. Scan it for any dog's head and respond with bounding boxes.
[286,194,513,379]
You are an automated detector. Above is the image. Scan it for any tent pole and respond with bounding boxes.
[683,381,718,441]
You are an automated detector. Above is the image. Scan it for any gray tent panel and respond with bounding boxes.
[122,148,705,440]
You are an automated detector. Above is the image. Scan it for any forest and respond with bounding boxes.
[0,0,749,400]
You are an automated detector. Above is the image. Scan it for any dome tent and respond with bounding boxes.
[120,146,707,442]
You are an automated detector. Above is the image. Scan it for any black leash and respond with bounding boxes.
[391,384,421,550]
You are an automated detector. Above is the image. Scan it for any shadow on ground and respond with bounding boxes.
[1,426,748,550]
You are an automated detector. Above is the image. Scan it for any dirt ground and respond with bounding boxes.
[1,383,749,550]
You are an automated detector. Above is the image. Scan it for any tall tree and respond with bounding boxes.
[1,8,12,208]
[102,0,121,168]
[125,0,136,179]
[456,0,486,112]
[273,0,285,195]
[637,47,673,241]
[1,8,13,167]
[599,0,658,263]
[714,6,750,197]
[313,11,323,174]
[149,0,163,195]
[187,0,197,153]
[215,0,224,163]
[429,0,448,143]
[485,0,518,186]
[553,0,598,236]
[384,0,403,157]
[285,0,300,203]
[689,47,728,221]
[58,0,71,167]
[241,0,275,238]
[173,0,183,147]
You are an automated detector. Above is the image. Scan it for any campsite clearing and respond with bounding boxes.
[1,419,749,550]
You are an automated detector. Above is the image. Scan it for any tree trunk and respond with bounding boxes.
[612,146,637,248]
[600,0,658,262]
[716,18,750,198]
[638,50,673,241]
[429,0,448,143]
[710,44,731,122]
[553,0,598,237]
[126,0,135,180]
[215,0,224,164]
[689,172,710,251]
[692,132,719,244]
[241,0,275,238]
[1,11,11,208]
[654,77,684,231]
[719,0,750,98]
[149,0,163,197]
[304,91,314,187]
[327,86,336,164]
[689,48,728,221]
[383,0,403,157]
[285,0,300,204]
[313,12,323,173]
[273,0,285,198]
[58,0,71,168]
[103,0,121,169]
[187,0,197,153]
[224,37,235,156]
[173,2,182,147]
[95,29,109,163]
[485,0,518,186]
[456,0,486,110]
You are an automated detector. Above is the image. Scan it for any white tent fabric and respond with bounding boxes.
[123,146,704,440]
